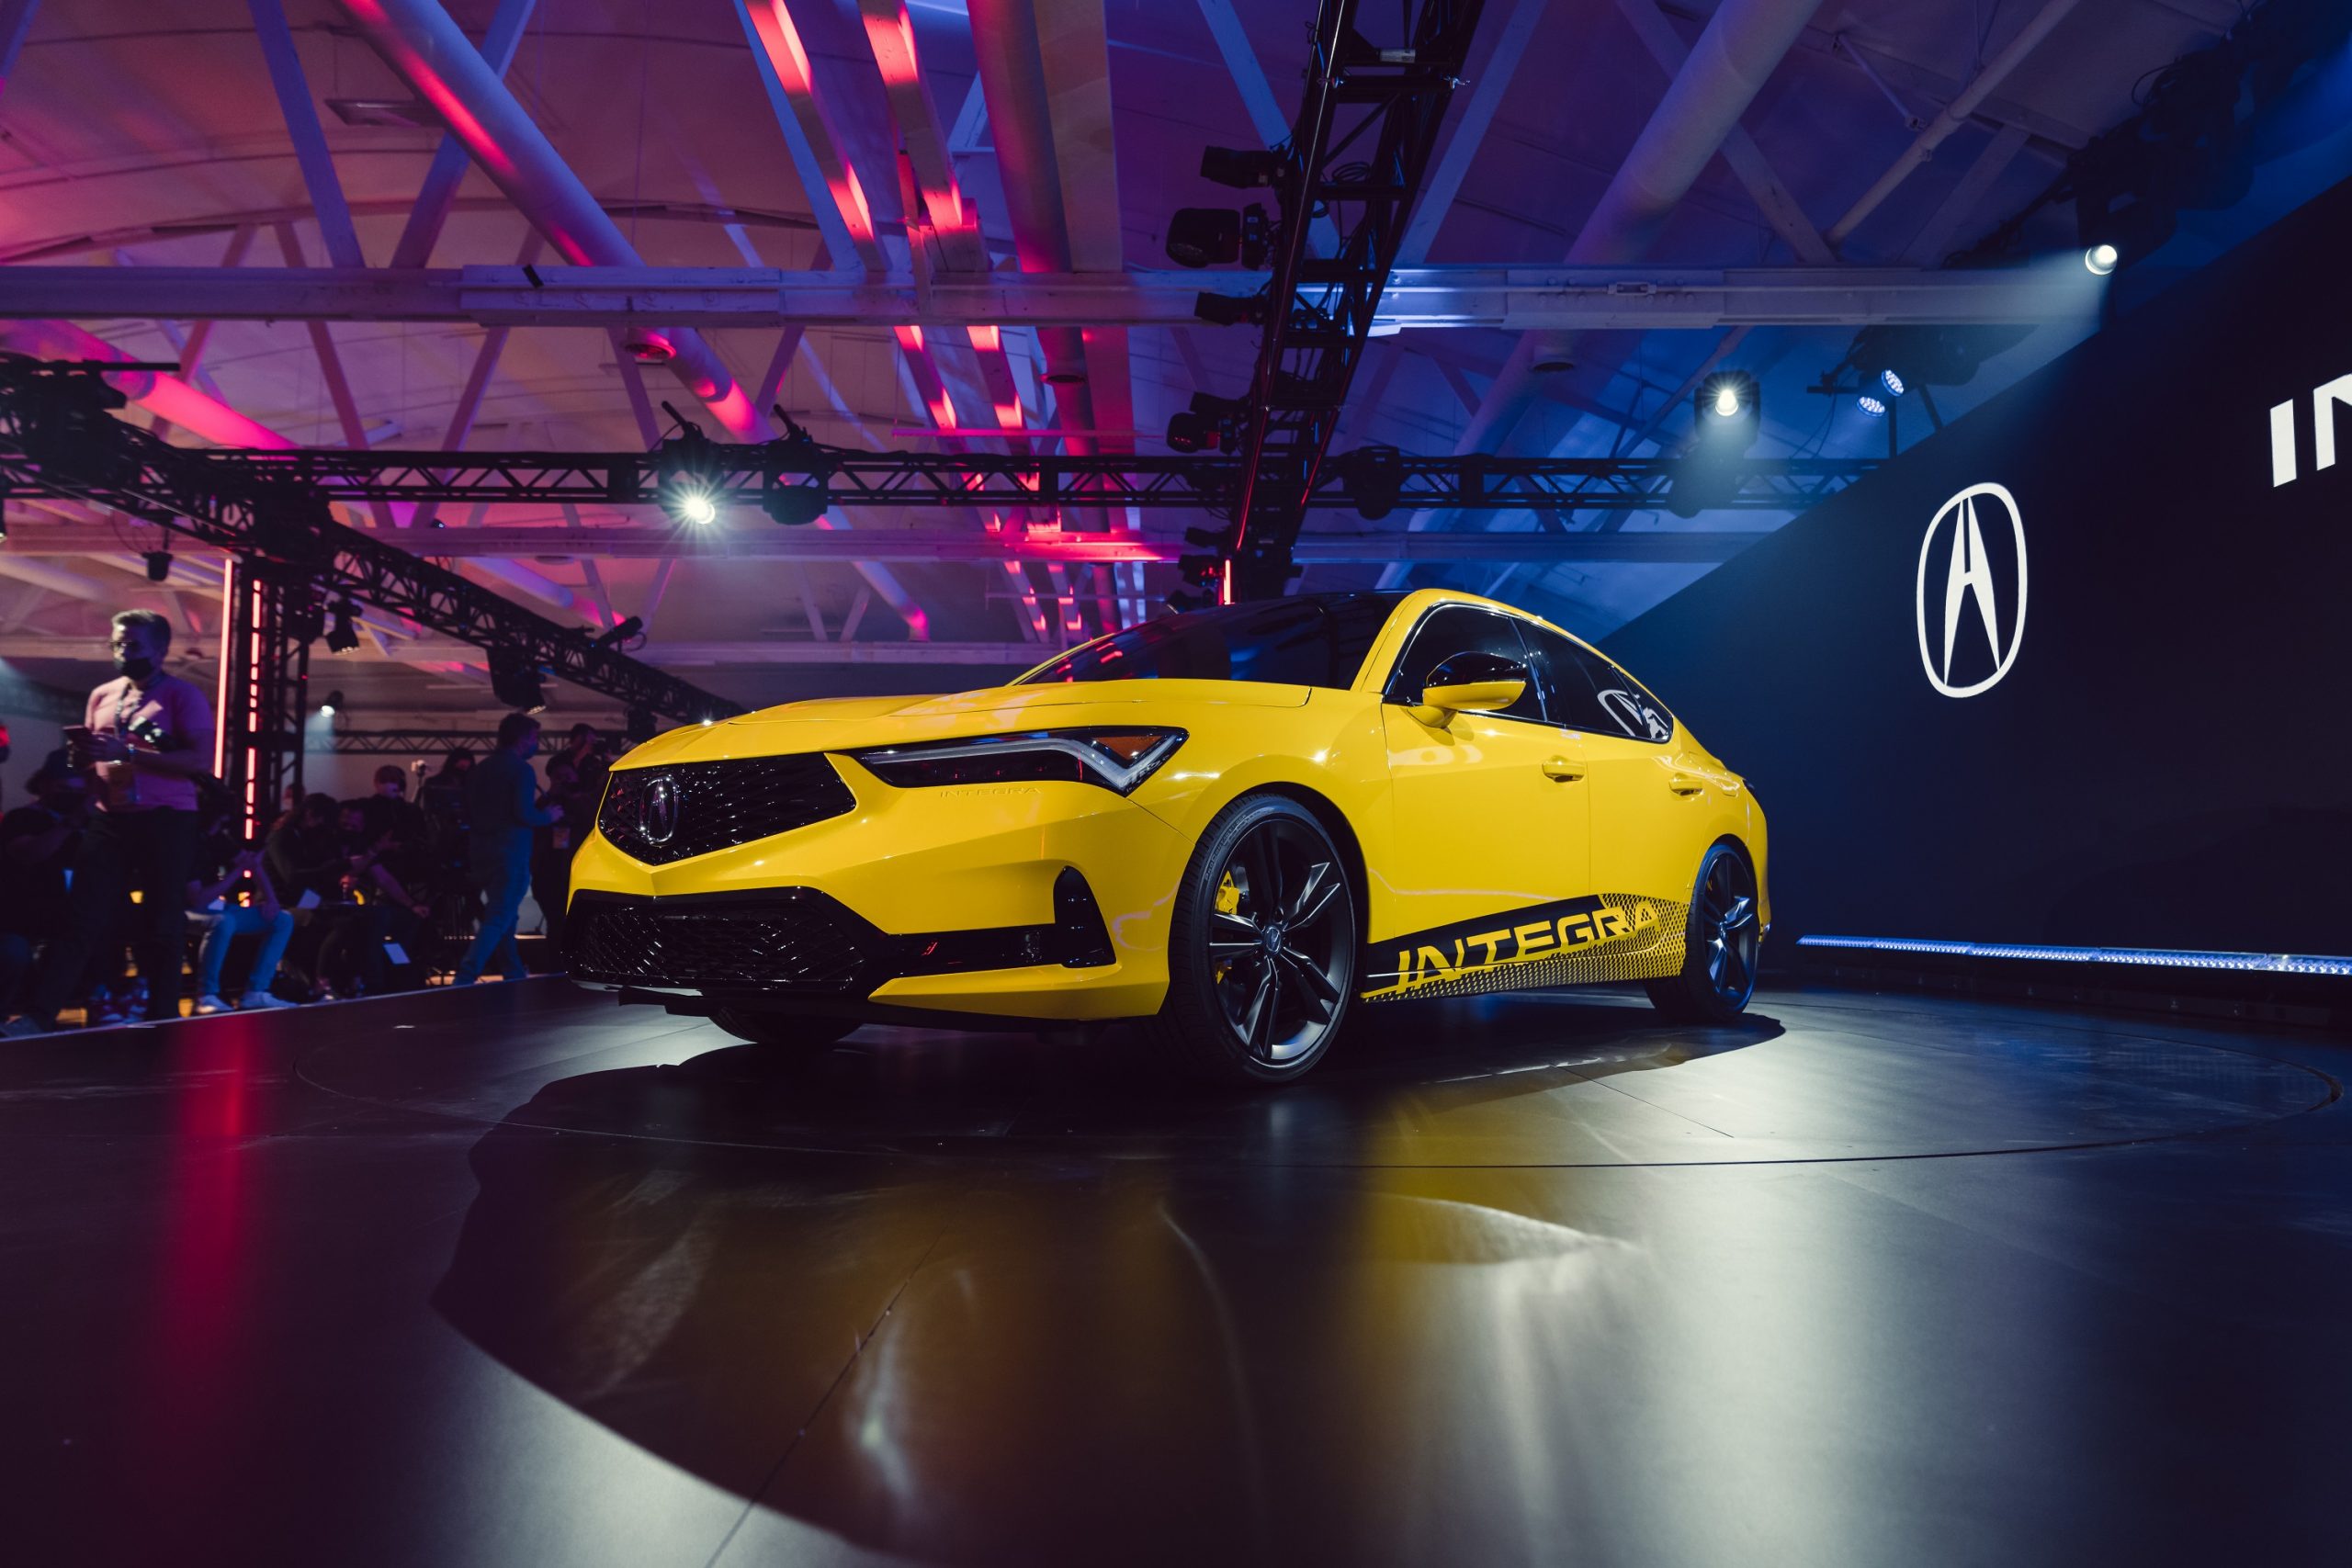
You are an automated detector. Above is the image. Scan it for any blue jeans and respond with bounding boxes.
[189,906,296,998]
[452,853,531,985]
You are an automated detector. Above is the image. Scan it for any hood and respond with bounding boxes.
[621,678,1312,768]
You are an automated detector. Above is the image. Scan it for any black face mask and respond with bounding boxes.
[115,654,155,681]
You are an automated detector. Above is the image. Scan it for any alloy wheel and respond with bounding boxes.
[1204,818,1351,1064]
[1699,851,1759,1008]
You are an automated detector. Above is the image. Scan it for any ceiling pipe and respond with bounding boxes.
[1824,0,2086,250]
[331,0,763,440]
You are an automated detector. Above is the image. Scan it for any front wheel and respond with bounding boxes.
[1645,842,1761,1023]
[708,1007,859,1053]
[1144,795,1357,1086]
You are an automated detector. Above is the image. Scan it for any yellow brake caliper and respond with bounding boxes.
[1214,871,1243,988]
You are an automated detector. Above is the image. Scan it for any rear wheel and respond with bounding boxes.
[1645,843,1761,1023]
[708,1008,859,1052]
[1145,795,1357,1086]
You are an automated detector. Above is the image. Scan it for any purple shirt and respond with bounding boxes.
[87,671,214,813]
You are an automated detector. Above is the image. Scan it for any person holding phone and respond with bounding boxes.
[4,610,215,1033]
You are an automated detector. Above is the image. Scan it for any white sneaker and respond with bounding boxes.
[192,995,232,1016]
[239,991,298,1010]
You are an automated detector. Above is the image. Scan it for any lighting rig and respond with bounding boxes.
[0,358,740,834]
[1164,0,1487,604]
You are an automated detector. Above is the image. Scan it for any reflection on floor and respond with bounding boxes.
[2,979,2346,1566]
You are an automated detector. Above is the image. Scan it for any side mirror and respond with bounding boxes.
[1409,650,1529,725]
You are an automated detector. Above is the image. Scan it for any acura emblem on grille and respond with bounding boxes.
[639,774,680,845]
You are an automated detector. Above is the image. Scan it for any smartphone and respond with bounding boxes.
[63,725,92,747]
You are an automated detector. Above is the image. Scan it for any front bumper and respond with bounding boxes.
[566,752,1192,1021]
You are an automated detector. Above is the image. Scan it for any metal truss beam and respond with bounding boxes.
[0,364,739,723]
[0,520,1773,565]
[1218,0,1487,599]
[0,264,2094,331]
[0,442,1870,514]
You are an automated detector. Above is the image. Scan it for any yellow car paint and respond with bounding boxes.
[569,588,1768,1022]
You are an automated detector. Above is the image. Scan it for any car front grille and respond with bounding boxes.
[597,753,854,864]
[566,890,880,993]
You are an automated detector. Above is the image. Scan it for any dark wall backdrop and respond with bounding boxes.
[1604,174,2352,957]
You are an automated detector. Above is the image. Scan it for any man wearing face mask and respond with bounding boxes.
[5,610,216,1033]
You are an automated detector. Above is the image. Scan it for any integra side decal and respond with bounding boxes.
[1357,892,1687,1002]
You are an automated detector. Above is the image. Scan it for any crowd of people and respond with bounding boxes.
[0,608,622,1035]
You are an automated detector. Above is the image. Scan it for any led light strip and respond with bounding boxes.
[1798,935,2352,978]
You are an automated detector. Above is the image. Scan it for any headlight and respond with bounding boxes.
[847,728,1185,795]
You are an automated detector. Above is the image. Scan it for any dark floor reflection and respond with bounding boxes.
[435,998,1775,1563]
[477,990,1783,1163]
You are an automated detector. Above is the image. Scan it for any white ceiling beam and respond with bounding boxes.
[0,264,2098,329]
[248,0,364,269]
[1397,0,1552,266]
[1825,0,2086,250]
[275,223,398,530]
[1902,122,2031,265]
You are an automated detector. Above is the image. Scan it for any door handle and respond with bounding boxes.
[1668,773,1706,795]
[1542,757,1585,782]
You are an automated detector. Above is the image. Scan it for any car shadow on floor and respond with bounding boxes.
[430,992,1782,1562]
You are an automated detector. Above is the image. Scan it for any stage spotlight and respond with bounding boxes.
[1338,445,1405,521]
[1856,393,1889,419]
[1694,372,1760,451]
[323,599,360,654]
[1164,204,1268,268]
[1199,145,1283,188]
[655,404,725,527]
[760,481,828,527]
[592,615,644,650]
[1880,368,1907,397]
[321,690,345,716]
[142,550,172,582]
[488,647,548,714]
[2085,243,2120,275]
[1165,411,1219,453]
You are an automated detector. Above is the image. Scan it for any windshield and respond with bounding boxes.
[1018,593,1407,689]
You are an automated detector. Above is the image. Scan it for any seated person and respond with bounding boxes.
[185,829,299,1014]
[0,763,88,1015]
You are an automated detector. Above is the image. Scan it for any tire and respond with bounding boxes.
[1645,841,1762,1023]
[708,1007,860,1052]
[1143,795,1358,1086]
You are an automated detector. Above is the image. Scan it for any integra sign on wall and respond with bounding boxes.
[2269,373,2352,486]
[1607,173,2352,956]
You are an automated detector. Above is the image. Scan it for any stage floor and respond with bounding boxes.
[4,980,2347,1566]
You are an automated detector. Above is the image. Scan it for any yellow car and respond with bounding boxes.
[565,588,1768,1083]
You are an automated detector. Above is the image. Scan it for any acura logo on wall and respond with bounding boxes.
[639,773,680,845]
[1916,482,2028,699]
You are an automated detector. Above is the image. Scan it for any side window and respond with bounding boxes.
[1382,606,1544,723]
[1523,625,1674,742]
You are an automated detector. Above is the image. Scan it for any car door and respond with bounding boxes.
[1371,605,1592,993]
[1518,622,1711,908]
